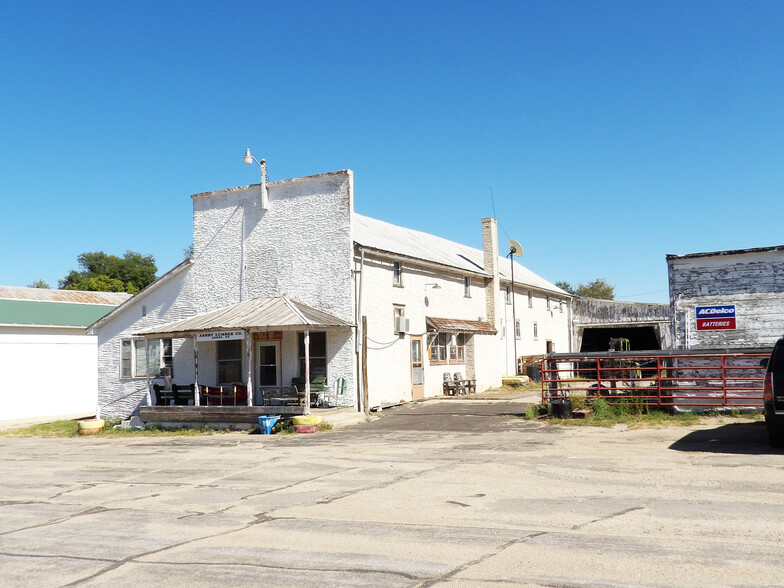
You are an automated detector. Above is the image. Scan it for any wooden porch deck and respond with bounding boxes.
[139,405,305,427]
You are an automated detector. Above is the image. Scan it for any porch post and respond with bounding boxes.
[304,328,311,415]
[193,336,200,406]
[246,330,253,406]
[145,338,152,406]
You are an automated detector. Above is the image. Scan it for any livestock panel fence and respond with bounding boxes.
[540,349,769,410]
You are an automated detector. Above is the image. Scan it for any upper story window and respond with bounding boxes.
[528,290,533,308]
[547,295,551,310]
[533,321,539,341]
[515,320,521,340]
[393,305,405,334]
[393,262,403,286]
[464,277,471,297]
[121,338,173,379]
[506,286,511,304]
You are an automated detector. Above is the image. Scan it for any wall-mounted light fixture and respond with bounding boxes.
[243,148,269,209]
[424,283,441,307]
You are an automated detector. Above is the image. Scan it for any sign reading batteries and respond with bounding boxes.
[696,305,736,331]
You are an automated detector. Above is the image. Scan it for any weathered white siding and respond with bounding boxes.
[668,247,784,349]
[93,172,356,418]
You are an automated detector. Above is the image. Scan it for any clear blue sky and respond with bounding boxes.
[2,1,782,303]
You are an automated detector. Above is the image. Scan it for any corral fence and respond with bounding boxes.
[540,349,770,410]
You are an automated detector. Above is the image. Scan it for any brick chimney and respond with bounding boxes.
[482,218,500,327]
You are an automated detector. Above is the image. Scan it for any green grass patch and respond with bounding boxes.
[524,396,763,429]
[0,419,241,438]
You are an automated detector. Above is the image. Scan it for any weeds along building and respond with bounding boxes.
[88,169,570,418]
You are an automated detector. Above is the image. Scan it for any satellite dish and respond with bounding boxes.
[508,239,523,257]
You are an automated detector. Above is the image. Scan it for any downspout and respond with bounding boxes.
[355,247,366,413]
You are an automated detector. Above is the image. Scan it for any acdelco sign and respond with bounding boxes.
[696,305,736,331]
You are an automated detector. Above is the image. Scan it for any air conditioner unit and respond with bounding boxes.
[395,316,410,334]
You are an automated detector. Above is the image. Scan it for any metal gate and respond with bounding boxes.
[540,350,768,409]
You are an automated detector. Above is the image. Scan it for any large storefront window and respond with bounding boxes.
[298,332,327,377]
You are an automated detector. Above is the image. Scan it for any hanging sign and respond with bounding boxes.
[696,305,736,331]
[197,330,245,341]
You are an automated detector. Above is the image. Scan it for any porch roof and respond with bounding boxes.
[426,316,497,335]
[136,296,353,337]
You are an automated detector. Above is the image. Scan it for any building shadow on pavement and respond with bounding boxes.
[669,421,782,455]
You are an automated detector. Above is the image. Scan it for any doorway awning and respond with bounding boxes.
[136,296,354,338]
[426,316,497,335]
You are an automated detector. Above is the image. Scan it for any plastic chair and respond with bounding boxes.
[329,377,347,407]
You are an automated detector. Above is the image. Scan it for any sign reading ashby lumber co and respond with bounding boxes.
[696,305,736,331]
[197,330,244,341]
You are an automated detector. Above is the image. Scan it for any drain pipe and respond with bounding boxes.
[355,247,366,412]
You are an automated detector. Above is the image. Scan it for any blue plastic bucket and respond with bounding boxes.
[259,415,281,434]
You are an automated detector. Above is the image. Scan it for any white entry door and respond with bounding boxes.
[257,342,281,388]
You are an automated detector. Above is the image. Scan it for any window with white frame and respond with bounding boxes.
[120,338,173,379]
[393,262,403,286]
[533,321,539,341]
[506,286,511,304]
[515,319,521,340]
[464,277,471,297]
[528,290,533,308]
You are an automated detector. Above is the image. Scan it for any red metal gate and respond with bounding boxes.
[540,351,767,409]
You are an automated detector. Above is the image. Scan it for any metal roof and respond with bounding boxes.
[0,286,131,305]
[0,286,130,327]
[352,214,568,296]
[0,299,121,328]
[136,296,353,336]
[667,244,784,261]
[426,316,498,335]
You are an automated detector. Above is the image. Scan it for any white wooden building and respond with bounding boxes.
[88,168,570,418]
[668,245,784,349]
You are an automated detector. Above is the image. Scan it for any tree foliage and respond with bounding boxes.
[555,280,576,295]
[59,251,157,294]
[27,279,51,289]
[556,278,615,300]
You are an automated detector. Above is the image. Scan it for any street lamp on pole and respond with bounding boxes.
[508,239,523,375]
[243,148,269,209]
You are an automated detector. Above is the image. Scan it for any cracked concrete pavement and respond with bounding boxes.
[1,401,784,587]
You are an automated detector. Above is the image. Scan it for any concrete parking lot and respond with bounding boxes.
[1,401,783,587]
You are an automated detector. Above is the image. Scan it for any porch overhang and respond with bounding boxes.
[135,295,354,338]
[426,316,497,335]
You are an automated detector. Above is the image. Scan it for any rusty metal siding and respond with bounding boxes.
[0,286,131,306]
[668,247,784,349]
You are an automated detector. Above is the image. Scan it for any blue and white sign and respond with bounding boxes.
[696,305,736,331]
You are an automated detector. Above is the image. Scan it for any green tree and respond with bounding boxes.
[575,278,615,300]
[555,280,576,295]
[27,279,51,288]
[59,251,157,294]
[183,243,194,259]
